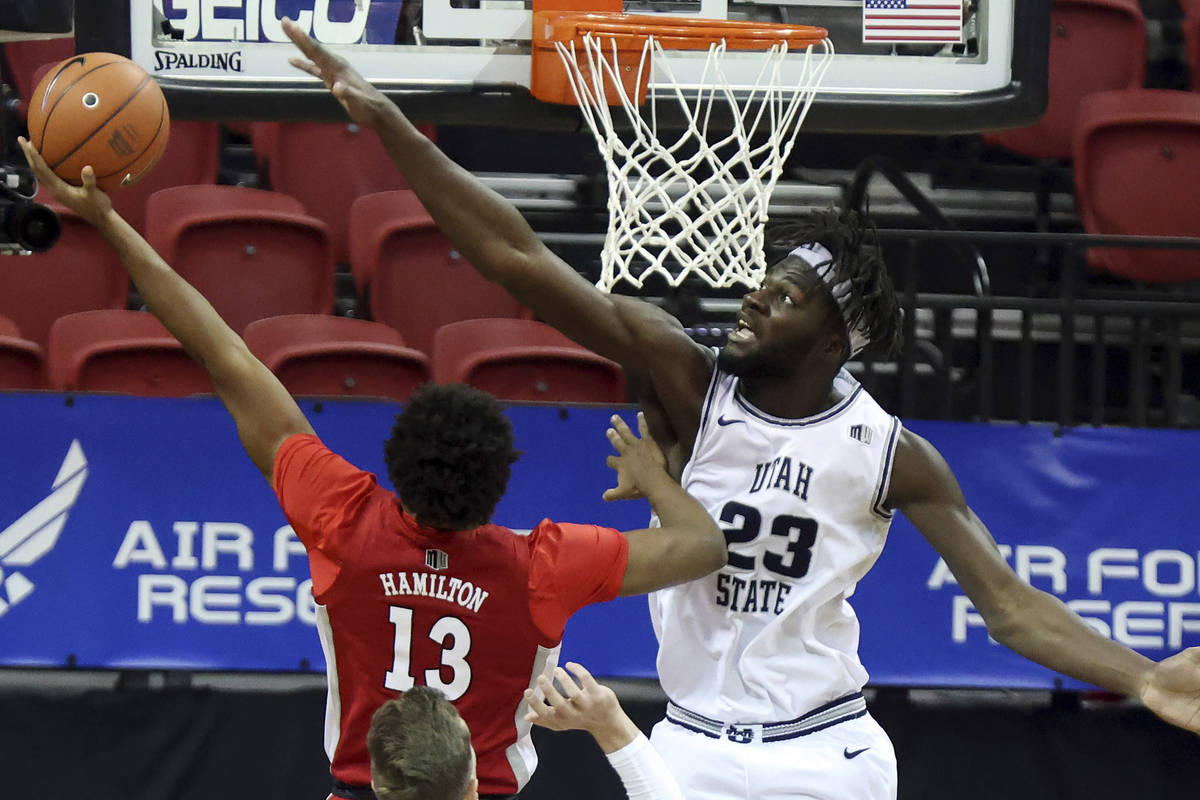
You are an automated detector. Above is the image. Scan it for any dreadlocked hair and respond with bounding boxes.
[767,206,903,359]
[384,383,520,530]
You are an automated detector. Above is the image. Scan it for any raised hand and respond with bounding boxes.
[523,662,640,753]
[1140,647,1200,734]
[603,412,669,502]
[17,137,112,227]
[282,17,391,127]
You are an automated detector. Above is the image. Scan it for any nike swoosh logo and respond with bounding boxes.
[844,746,870,759]
[717,416,745,426]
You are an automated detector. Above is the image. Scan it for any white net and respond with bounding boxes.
[555,31,834,292]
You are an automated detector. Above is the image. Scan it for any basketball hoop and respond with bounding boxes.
[532,12,833,292]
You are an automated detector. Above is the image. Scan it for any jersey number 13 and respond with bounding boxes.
[384,607,473,700]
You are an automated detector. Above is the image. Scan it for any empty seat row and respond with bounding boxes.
[251,121,436,266]
[7,186,523,354]
[0,313,625,404]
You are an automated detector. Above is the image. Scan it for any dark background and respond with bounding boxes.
[3,679,1198,799]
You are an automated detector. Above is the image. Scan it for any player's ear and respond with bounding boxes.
[465,776,479,800]
[823,316,849,359]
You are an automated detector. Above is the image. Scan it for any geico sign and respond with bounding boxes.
[157,0,371,44]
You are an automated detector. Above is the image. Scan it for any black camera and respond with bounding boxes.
[0,80,60,254]
[0,162,61,253]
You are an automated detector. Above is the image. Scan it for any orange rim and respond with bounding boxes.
[534,11,828,51]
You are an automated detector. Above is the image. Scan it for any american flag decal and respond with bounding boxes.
[862,0,964,44]
[425,549,449,570]
[848,424,873,445]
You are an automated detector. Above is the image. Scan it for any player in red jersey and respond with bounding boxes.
[275,384,721,799]
[19,142,727,800]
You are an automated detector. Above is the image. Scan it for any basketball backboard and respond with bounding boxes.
[80,0,1048,133]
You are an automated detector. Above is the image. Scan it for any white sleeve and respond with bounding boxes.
[604,732,685,800]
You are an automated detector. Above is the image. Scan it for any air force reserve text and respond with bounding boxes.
[935,545,1200,651]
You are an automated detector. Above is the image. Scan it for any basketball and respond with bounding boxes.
[26,52,170,192]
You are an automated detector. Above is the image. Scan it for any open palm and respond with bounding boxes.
[282,17,388,127]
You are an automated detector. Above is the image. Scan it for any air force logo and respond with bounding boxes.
[0,440,88,617]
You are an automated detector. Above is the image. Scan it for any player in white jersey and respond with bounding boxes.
[284,23,1200,799]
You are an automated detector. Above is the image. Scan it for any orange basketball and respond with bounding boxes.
[27,52,170,192]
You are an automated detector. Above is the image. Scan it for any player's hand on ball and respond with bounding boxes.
[17,137,112,227]
[282,17,390,127]
[603,412,667,502]
[1140,647,1200,734]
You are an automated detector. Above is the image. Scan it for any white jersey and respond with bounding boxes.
[649,365,901,722]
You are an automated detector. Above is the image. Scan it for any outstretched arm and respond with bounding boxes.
[282,18,712,456]
[604,414,726,595]
[888,429,1200,734]
[524,662,685,800]
[20,139,313,482]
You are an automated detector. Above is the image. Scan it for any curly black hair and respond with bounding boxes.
[383,383,520,530]
[767,207,903,360]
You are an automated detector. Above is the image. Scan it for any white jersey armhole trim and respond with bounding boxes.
[314,604,342,761]
[694,349,724,447]
[681,352,725,480]
[871,416,903,520]
[506,643,561,790]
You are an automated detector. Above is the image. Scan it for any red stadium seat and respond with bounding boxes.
[1184,0,1200,90]
[1073,89,1200,282]
[1,199,128,349]
[252,122,434,265]
[983,0,1146,160]
[2,37,74,110]
[46,310,211,396]
[0,315,43,390]
[243,315,430,402]
[432,318,625,402]
[349,190,525,354]
[145,185,335,333]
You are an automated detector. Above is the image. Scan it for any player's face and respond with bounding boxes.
[719,265,840,378]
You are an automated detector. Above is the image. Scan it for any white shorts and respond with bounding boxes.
[649,710,897,800]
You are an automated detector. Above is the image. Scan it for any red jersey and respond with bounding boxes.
[273,434,629,796]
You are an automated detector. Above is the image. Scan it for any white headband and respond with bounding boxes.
[788,243,871,358]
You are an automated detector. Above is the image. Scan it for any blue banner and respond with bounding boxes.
[1,394,1197,688]
[855,420,1200,689]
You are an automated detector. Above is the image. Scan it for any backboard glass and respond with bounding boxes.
[82,0,1048,133]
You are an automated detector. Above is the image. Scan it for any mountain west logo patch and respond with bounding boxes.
[847,424,873,445]
[425,549,449,571]
[0,441,88,617]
